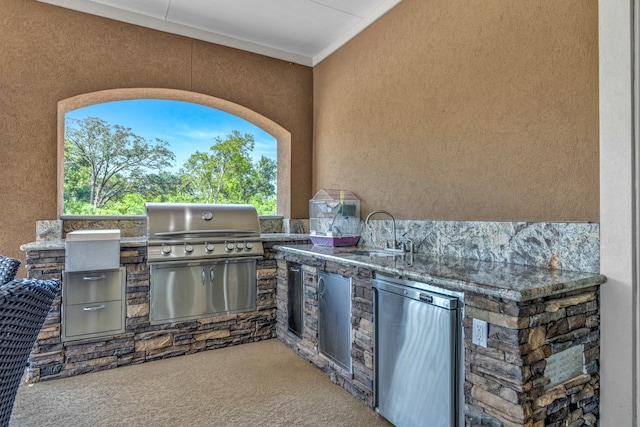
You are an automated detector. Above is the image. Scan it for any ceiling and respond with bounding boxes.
[37,0,403,66]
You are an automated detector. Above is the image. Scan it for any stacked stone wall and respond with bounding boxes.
[24,244,279,382]
[275,252,375,405]
[464,288,600,426]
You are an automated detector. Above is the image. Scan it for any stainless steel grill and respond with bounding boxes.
[146,202,264,263]
[145,202,263,324]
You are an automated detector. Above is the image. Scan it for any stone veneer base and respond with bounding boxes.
[22,241,295,383]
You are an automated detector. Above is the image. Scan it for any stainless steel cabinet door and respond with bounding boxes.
[150,263,208,323]
[318,271,351,371]
[150,259,256,324]
[205,259,256,314]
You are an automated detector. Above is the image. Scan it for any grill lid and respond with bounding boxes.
[146,203,261,241]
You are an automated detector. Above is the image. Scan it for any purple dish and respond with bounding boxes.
[309,235,360,247]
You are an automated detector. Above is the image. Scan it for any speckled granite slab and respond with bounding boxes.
[275,244,605,301]
[261,233,310,242]
[256,218,309,234]
[46,217,300,237]
[36,220,62,241]
[62,216,145,238]
[360,220,599,273]
[283,218,309,234]
[259,217,284,233]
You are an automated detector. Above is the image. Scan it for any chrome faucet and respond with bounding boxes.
[364,210,402,252]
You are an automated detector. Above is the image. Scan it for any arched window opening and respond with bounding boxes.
[57,89,291,217]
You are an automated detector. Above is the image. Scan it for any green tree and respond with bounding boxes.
[64,140,92,205]
[138,171,183,202]
[249,156,276,199]
[64,117,175,209]
[180,131,276,213]
[181,130,253,204]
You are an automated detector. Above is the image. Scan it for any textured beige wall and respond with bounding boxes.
[313,0,599,221]
[0,0,599,272]
[0,0,312,270]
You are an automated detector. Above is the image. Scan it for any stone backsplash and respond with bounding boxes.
[37,217,598,273]
[37,216,310,238]
[360,221,599,273]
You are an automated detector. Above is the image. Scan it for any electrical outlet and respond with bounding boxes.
[472,318,488,348]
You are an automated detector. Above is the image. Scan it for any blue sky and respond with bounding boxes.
[65,99,277,172]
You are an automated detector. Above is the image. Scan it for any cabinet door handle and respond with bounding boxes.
[290,267,301,273]
[318,277,325,296]
[82,275,106,281]
[209,267,215,285]
[82,304,106,311]
[201,268,206,286]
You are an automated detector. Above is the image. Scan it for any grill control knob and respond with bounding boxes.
[184,243,194,254]
[225,241,235,252]
[162,245,172,255]
[204,242,215,253]
[236,243,244,251]
[245,243,253,251]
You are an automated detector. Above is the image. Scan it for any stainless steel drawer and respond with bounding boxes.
[65,269,124,305]
[63,300,124,339]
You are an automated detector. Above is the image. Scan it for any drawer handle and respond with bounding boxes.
[82,305,107,311]
[82,275,106,281]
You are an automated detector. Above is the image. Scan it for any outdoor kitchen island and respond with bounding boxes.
[20,231,605,426]
[275,244,605,427]
[19,233,309,382]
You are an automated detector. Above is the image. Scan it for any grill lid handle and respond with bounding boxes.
[153,229,258,238]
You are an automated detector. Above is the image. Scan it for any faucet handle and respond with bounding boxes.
[404,238,415,254]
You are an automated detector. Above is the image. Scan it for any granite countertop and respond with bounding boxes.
[274,244,606,302]
[20,233,311,252]
[261,233,310,242]
[20,237,147,251]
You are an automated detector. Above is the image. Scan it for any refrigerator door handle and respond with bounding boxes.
[318,277,325,296]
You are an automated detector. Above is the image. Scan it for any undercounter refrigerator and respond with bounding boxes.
[373,275,462,427]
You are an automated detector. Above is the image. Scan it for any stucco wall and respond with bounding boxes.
[313,0,599,221]
[0,0,313,271]
[1,0,600,273]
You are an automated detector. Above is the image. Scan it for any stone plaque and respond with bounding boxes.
[545,345,584,389]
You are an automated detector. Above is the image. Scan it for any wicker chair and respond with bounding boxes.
[0,278,60,427]
[0,257,20,286]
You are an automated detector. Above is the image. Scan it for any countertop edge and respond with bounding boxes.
[20,234,311,251]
